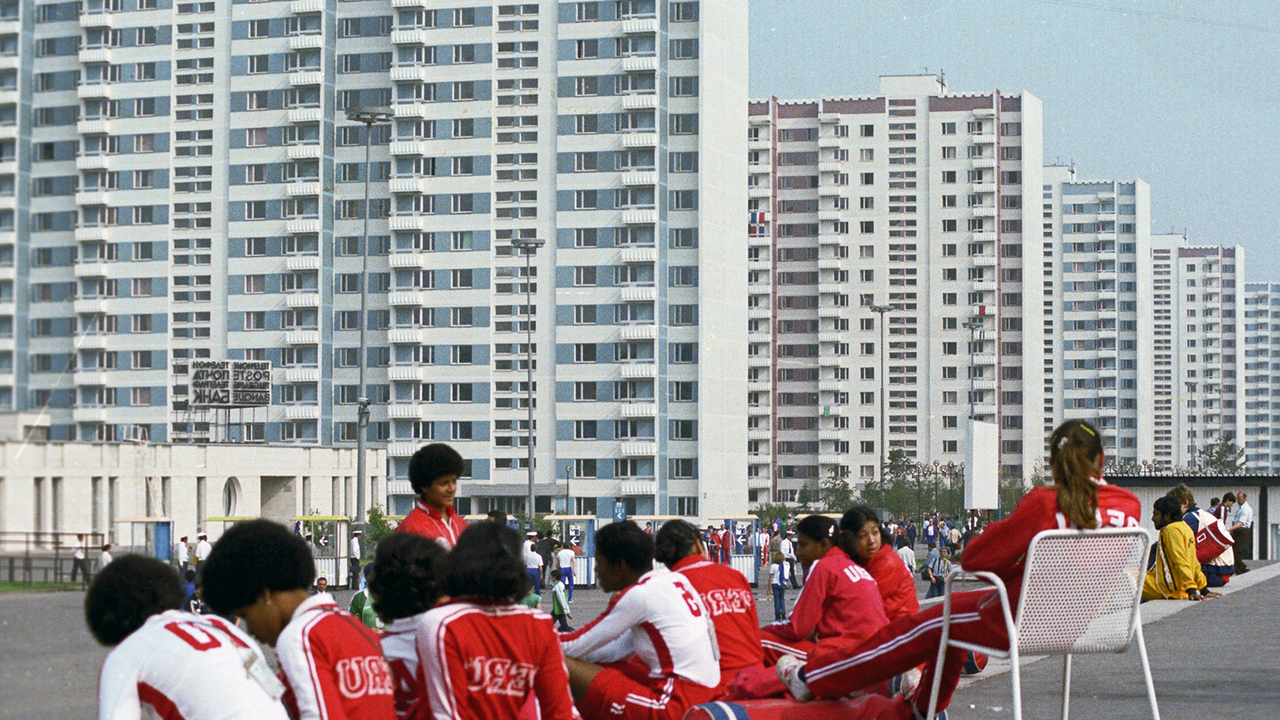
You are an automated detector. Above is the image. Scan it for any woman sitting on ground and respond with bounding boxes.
[838,505,919,620]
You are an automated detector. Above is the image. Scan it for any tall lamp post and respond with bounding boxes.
[869,304,891,481]
[961,317,983,421]
[511,237,544,529]
[345,107,392,526]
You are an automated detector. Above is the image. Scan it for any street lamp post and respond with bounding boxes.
[869,304,891,482]
[511,237,544,530]
[345,107,392,526]
[962,317,983,421]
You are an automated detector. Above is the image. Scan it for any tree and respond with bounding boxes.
[750,502,792,529]
[1197,435,1247,475]
[860,449,919,521]
[819,465,857,514]
[363,505,394,550]
[998,470,1030,519]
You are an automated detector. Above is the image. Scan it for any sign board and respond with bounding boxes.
[191,360,272,408]
[966,420,999,509]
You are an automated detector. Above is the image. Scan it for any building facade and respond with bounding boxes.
[1243,282,1280,474]
[4,0,748,520]
[747,76,1046,503]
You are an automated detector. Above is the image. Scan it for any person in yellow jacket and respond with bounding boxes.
[1143,496,1209,601]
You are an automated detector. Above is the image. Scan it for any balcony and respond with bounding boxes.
[388,442,421,458]
[76,154,109,170]
[971,206,996,217]
[620,362,656,378]
[972,254,997,267]
[393,102,433,119]
[73,407,110,423]
[77,83,112,99]
[621,55,658,72]
[75,334,109,349]
[619,286,657,302]
[390,140,430,156]
[621,17,659,34]
[77,119,110,135]
[73,261,111,277]
[286,143,322,160]
[388,328,430,344]
[389,404,424,419]
[285,330,320,345]
[748,185,771,199]
[286,218,322,235]
[972,157,996,169]
[285,180,321,197]
[290,0,324,12]
[747,306,771,320]
[288,69,324,87]
[388,366,430,381]
[621,170,656,186]
[389,252,430,269]
[389,177,429,194]
[619,402,655,418]
[74,226,110,242]
[388,290,428,306]
[620,441,657,456]
[818,256,844,271]
[619,324,656,340]
[619,479,657,496]
[285,292,320,307]
[287,107,323,124]
[75,190,110,206]
[284,254,321,271]
[622,132,657,148]
[72,298,109,314]
[79,11,113,27]
[284,367,321,383]
[78,47,112,64]
[620,246,657,263]
[74,370,109,385]
[818,161,841,173]
[285,404,321,420]
[621,209,657,225]
[621,93,657,110]
[818,331,843,344]
[389,215,431,232]
[288,33,324,50]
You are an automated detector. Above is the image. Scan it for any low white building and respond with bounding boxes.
[0,441,384,552]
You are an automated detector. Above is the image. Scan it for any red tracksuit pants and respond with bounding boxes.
[802,589,1009,714]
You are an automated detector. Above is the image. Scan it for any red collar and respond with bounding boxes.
[416,499,457,521]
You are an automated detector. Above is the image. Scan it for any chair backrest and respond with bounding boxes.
[1013,527,1150,655]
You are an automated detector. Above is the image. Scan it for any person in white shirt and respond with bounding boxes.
[194,533,212,564]
[1230,490,1254,574]
[896,541,916,575]
[560,520,719,720]
[523,533,544,594]
[556,543,577,601]
[71,534,90,583]
[99,544,114,571]
[176,535,190,572]
[87,554,289,720]
[348,529,363,589]
[779,531,799,588]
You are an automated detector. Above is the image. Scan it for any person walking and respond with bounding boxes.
[1230,491,1254,574]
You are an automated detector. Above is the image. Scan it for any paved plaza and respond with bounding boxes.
[3,561,1276,719]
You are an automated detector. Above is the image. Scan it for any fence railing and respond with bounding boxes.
[0,531,107,585]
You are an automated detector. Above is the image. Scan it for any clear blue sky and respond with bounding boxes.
[748,0,1280,281]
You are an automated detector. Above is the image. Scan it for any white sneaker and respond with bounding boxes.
[895,667,922,701]
[775,654,812,702]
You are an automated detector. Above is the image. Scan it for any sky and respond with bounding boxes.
[748,0,1280,281]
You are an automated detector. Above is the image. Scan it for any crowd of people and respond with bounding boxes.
[86,426,1261,720]
[1141,485,1252,601]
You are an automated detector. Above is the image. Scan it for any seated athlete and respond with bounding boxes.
[839,505,919,620]
[368,532,448,720]
[1166,483,1234,587]
[414,521,579,720]
[654,519,765,695]
[1143,495,1209,601]
[398,443,468,549]
[758,514,888,663]
[201,519,396,720]
[560,520,720,720]
[780,419,1142,720]
[87,554,289,720]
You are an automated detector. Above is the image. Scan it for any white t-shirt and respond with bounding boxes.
[350,537,361,559]
[523,547,543,571]
[896,545,916,571]
[98,610,289,720]
[779,537,795,560]
[557,547,575,570]
[195,540,212,561]
[177,543,189,564]
[100,550,113,568]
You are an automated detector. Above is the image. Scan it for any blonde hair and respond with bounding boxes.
[771,551,785,564]
[1048,419,1102,529]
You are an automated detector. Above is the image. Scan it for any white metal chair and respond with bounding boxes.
[925,528,1160,720]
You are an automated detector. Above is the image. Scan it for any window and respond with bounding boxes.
[670,114,698,135]
[575,39,598,58]
[574,421,597,440]
[245,237,267,256]
[671,77,697,97]
[670,39,698,59]
[244,275,266,293]
[245,164,266,183]
[574,344,596,363]
[452,118,474,138]
[941,146,956,159]
[245,128,268,147]
[244,201,266,220]
[670,343,695,364]
[248,55,269,74]
[574,382,596,400]
[132,314,153,333]
[248,19,269,38]
[451,307,473,327]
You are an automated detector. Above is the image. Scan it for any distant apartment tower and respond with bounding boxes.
[5,0,748,520]
[1242,282,1280,473]
[1039,167,1156,465]
[747,75,1045,504]
[1147,235,1244,469]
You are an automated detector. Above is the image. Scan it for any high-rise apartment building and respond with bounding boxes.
[5,0,748,519]
[1242,282,1280,473]
[1039,168,1155,465]
[1147,235,1244,469]
[747,75,1045,503]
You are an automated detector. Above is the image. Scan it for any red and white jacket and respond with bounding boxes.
[98,610,289,720]
[275,593,397,720]
[560,568,720,688]
[397,500,467,549]
[762,545,888,646]
[671,555,765,684]
[416,600,580,720]
[1183,505,1234,566]
[381,615,429,720]
[862,542,919,621]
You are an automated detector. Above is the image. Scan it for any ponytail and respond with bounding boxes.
[1048,419,1102,529]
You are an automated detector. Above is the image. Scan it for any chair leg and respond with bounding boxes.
[1009,643,1022,720]
[1060,654,1072,720]
[1133,622,1162,720]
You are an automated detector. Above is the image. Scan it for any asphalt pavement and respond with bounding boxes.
[3,560,1275,719]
